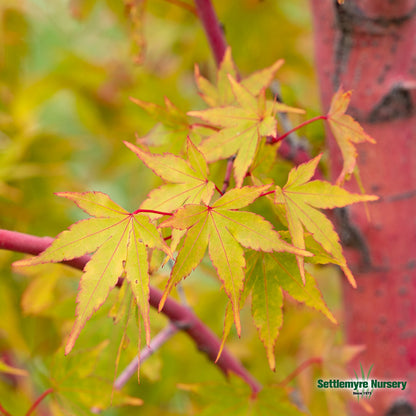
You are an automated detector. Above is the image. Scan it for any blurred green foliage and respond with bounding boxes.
[0,1,348,414]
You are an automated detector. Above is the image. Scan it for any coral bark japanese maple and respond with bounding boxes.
[311,1,416,414]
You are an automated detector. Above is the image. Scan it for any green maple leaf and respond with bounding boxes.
[195,46,284,107]
[189,75,303,187]
[14,192,171,354]
[160,185,311,335]
[124,137,215,215]
[220,250,336,371]
[274,154,378,286]
[49,342,143,413]
[326,87,376,185]
[130,95,191,151]
[130,95,189,130]
[182,375,306,416]
[247,251,336,370]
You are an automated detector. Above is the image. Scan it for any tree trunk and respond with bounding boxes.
[310,1,416,415]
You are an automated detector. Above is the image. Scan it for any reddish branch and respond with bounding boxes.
[0,229,261,393]
[194,0,227,66]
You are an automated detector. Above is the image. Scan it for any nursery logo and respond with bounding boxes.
[316,364,408,401]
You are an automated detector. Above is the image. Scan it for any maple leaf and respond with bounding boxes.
[160,185,312,335]
[274,154,378,286]
[195,46,284,107]
[124,138,215,215]
[130,95,189,130]
[14,192,171,354]
[218,249,336,370]
[49,342,143,412]
[189,75,303,187]
[244,251,336,371]
[130,96,191,151]
[326,87,376,185]
[181,375,306,416]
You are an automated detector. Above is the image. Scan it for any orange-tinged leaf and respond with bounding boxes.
[326,87,376,184]
[13,192,171,354]
[125,138,215,215]
[160,186,311,335]
[274,155,378,286]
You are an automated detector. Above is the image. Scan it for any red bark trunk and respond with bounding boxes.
[310,1,416,415]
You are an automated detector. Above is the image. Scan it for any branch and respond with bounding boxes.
[0,229,261,393]
[114,323,179,390]
[193,0,227,66]
[222,156,235,194]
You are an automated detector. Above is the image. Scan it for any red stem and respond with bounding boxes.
[0,229,261,393]
[271,115,327,144]
[132,209,172,216]
[214,184,224,196]
[259,190,275,198]
[26,388,53,416]
[193,0,228,66]
[0,404,12,416]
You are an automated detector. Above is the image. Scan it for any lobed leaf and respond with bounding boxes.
[183,375,306,416]
[14,192,171,353]
[274,155,378,286]
[326,87,376,185]
[245,251,335,370]
[125,138,215,214]
[189,76,279,187]
[160,186,311,335]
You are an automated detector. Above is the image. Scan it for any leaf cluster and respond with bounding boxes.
[1,2,378,414]
[14,49,377,374]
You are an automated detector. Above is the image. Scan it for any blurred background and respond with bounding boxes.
[0,1,348,414]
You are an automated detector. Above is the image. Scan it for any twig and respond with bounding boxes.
[26,388,53,416]
[0,229,261,393]
[222,156,235,193]
[114,323,179,390]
